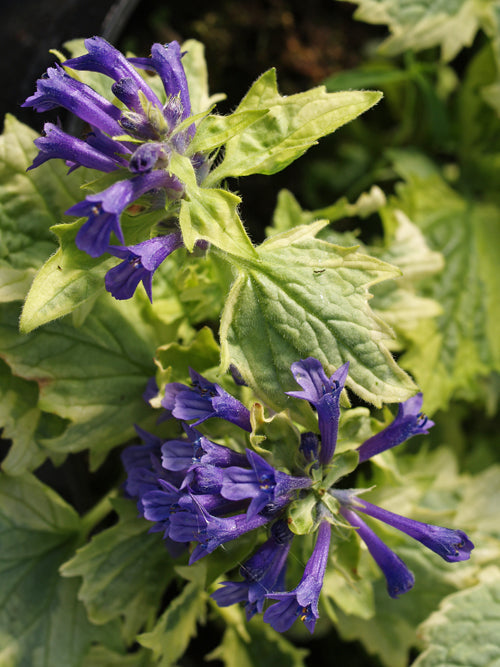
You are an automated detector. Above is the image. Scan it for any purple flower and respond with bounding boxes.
[121,426,181,516]
[68,171,183,258]
[161,425,248,472]
[162,369,252,432]
[23,64,123,137]
[104,231,183,301]
[334,492,474,563]
[340,508,415,598]
[64,36,163,109]
[212,520,294,619]
[169,498,269,564]
[129,42,192,122]
[263,520,331,633]
[221,450,312,518]
[287,358,349,465]
[24,36,203,270]
[29,122,127,173]
[357,393,434,463]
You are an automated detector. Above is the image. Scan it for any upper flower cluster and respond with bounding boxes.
[23,37,203,301]
[122,358,474,633]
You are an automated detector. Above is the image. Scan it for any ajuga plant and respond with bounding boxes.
[0,8,498,667]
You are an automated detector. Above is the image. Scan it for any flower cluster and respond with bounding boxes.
[24,37,203,301]
[123,358,474,633]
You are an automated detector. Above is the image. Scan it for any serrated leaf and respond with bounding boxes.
[61,498,173,641]
[137,577,206,667]
[413,567,500,667]
[345,0,498,62]
[0,295,159,468]
[207,613,308,667]
[169,153,256,258]
[0,473,115,667]
[220,225,416,410]
[391,159,500,413]
[206,69,382,183]
[0,115,96,271]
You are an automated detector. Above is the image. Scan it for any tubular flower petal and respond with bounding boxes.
[121,357,474,633]
[221,450,312,518]
[340,508,415,598]
[357,393,434,463]
[264,521,331,633]
[334,492,474,563]
[105,232,183,301]
[162,368,252,431]
[212,520,294,619]
[69,171,183,258]
[287,358,349,465]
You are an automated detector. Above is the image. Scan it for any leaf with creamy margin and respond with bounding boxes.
[413,567,500,667]
[220,221,416,410]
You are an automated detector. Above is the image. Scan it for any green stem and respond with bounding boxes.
[80,488,118,538]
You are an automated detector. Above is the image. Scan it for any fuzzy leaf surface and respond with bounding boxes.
[206,70,382,183]
[413,567,500,667]
[221,224,416,409]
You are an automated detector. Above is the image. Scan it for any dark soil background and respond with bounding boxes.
[0,1,389,665]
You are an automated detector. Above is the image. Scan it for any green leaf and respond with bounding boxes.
[188,110,268,156]
[169,153,257,258]
[206,69,382,183]
[391,158,500,413]
[137,575,206,666]
[207,613,308,667]
[249,403,303,472]
[413,567,500,667]
[81,645,153,667]
[0,266,36,303]
[287,493,318,535]
[220,223,416,410]
[345,0,498,62]
[0,115,96,271]
[0,360,47,475]
[20,222,113,333]
[60,498,173,641]
[154,325,221,394]
[181,39,226,114]
[332,447,500,667]
[0,295,159,468]
[0,473,113,666]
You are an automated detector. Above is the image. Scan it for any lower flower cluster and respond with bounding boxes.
[122,357,474,633]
